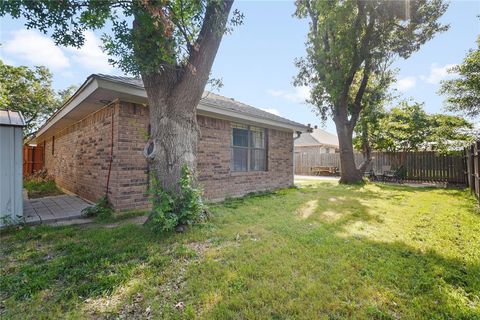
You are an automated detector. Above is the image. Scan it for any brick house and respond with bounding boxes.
[30,74,307,211]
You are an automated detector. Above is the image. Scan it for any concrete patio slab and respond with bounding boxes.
[24,195,92,225]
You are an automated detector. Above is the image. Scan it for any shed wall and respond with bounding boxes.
[0,126,23,225]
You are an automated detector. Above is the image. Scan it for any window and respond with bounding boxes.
[231,123,267,172]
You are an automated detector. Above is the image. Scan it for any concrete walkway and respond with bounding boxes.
[295,175,446,188]
[295,175,340,182]
[24,195,92,225]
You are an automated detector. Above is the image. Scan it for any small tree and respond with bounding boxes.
[294,0,448,183]
[354,64,395,162]
[1,1,239,220]
[0,60,75,136]
[440,36,480,118]
[380,101,431,152]
[354,101,475,152]
[426,114,475,152]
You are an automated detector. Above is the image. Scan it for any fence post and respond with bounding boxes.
[475,141,480,201]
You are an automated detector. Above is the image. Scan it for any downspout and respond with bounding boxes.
[292,131,302,181]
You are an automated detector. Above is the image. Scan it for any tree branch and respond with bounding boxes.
[349,61,371,129]
[305,0,318,36]
[341,0,366,100]
[173,0,194,51]
[174,1,233,105]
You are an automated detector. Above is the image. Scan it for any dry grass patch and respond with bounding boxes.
[297,199,319,219]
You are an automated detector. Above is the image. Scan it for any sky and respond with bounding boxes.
[0,0,479,134]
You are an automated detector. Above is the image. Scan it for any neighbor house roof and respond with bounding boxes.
[0,110,25,127]
[32,74,307,143]
[294,128,339,148]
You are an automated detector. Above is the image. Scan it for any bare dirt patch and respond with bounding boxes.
[321,209,344,222]
[297,200,319,219]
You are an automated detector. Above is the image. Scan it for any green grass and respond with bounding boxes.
[1,181,479,319]
[23,180,63,198]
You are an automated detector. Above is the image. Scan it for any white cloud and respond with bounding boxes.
[267,86,310,103]
[3,29,114,73]
[65,31,113,73]
[3,29,69,70]
[394,76,416,92]
[260,108,281,116]
[421,63,456,84]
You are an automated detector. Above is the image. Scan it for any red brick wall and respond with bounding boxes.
[197,115,293,200]
[112,102,150,210]
[42,103,120,205]
[41,101,294,211]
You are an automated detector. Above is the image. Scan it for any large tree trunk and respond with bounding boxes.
[138,1,234,195]
[335,118,364,183]
[142,75,199,193]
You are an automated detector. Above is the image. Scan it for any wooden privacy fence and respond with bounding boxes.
[465,140,480,203]
[23,145,44,176]
[294,151,466,184]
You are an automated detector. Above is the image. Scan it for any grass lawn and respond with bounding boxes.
[1,181,479,319]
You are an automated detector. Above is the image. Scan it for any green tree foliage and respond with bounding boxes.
[427,114,476,151]
[440,36,480,118]
[294,0,448,183]
[354,101,475,153]
[371,101,430,152]
[0,60,75,135]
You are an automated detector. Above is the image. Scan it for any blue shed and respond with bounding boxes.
[0,110,26,226]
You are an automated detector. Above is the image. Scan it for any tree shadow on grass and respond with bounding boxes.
[333,238,480,318]
[294,182,389,228]
[190,188,480,318]
[0,223,176,316]
[172,206,480,319]
[303,185,478,317]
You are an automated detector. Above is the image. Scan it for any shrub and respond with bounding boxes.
[148,165,208,233]
[81,197,113,220]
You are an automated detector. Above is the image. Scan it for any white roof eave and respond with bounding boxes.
[34,77,308,141]
[35,77,98,139]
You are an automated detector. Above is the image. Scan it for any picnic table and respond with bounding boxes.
[368,165,405,183]
[311,166,338,176]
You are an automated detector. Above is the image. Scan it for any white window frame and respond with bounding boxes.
[230,123,268,172]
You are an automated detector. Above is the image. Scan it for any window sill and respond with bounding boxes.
[230,170,269,176]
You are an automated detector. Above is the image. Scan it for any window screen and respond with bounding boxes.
[231,123,267,172]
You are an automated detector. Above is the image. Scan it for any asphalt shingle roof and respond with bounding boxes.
[294,128,339,147]
[94,74,307,129]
